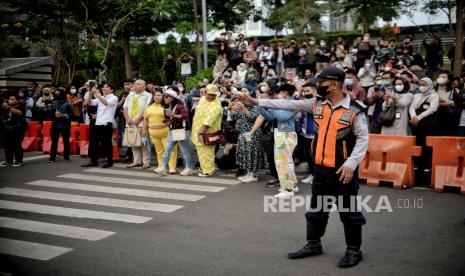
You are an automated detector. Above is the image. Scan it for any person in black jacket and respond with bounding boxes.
[0,95,28,167]
[48,88,74,162]
[163,54,177,85]
[423,33,443,74]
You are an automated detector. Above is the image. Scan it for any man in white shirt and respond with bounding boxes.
[81,82,118,168]
[123,79,153,168]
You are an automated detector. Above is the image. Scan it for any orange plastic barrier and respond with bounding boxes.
[41,121,53,153]
[22,121,42,151]
[79,124,90,156]
[359,134,422,189]
[426,137,465,194]
[70,125,80,155]
[112,129,119,161]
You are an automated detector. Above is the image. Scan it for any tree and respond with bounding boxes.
[423,0,457,36]
[264,0,324,38]
[333,0,415,33]
[454,0,464,77]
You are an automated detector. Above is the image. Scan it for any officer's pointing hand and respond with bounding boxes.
[336,166,354,184]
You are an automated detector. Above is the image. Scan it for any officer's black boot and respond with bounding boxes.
[338,246,362,268]
[287,240,323,259]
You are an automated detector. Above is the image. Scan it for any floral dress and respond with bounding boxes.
[233,105,265,173]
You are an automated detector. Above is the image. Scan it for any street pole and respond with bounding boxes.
[201,0,208,70]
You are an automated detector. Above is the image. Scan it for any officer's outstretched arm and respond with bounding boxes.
[258,98,315,113]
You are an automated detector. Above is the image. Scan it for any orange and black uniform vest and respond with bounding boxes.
[312,98,365,169]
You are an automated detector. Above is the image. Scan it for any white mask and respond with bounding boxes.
[394,85,404,92]
[320,43,326,47]
[260,86,268,93]
[70,88,77,94]
[436,77,446,85]
[419,86,429,93]
[376,80,383,86]
[309,41,315,46]
[344,79,354,86]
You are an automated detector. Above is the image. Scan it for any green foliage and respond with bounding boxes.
[107,43,127,86]
[185,68,213,90]
[164,35,178,57]
[136,40,165,84]
[379,24,396,41]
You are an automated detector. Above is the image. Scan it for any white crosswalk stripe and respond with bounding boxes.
[58,173,226,192]
[0,216,114,241]
[0,200,152,224]
[0,238,73,261]
[25,180,205,202]
[0,187,183,213]
[109,165,240,184]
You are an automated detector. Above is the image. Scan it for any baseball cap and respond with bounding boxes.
[313,67,345,82]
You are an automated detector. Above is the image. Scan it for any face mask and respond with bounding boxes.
[364,36,370,41]
[394,85,404,92]
[264,47,269,51]
[384,66,392,72]
[316,85,330,97]
[178,87,184,92]
[309,41,315,46]
[260,86,268,93]
[376,80,383,86]
[320,43,326,47]
[70,88,77,94]
[339,55,345,60]
[420,86,429,93]
[436,77,446,85]
[344,79,354,86]
[304,94,313,99]
[382,80,392,86]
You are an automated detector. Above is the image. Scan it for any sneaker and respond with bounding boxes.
[180,168,194,176]
[154,167,167,176]
[265,178,279,188]
[101,162,113,168]
[12,163,22,167]
[47,159,55,163]
[81,162,99,167]
[295,162,309,173]
[169,168,177,174]
[238,173,251,181]
[301,174,314,184]
[274,190,294,198]
[242,174,258,183]
[0,161,11,167]
[279,186,299,193]
[64,159,70,163]
[198,171,215,177]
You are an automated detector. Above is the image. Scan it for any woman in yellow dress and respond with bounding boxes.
[142,90,178,173]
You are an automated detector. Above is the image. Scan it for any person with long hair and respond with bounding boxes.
[142,90,178,173]
[154,89,193,176]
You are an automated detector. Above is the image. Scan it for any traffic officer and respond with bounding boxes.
[241,66,368,268]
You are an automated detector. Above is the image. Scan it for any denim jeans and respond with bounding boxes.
[162,130,193,169]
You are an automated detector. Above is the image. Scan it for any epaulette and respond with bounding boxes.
[349,99,368,115]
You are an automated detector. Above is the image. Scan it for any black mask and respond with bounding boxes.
[304,94,313,99]
[316,85,330,97]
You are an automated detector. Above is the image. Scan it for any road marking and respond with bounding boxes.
[58,173,226,192]
[0,200,151,224]
[110,164,239,184]
[0,216,114,241]
[26,180,205,202]
[0,238,73,261]
[0,188,183,213]
[22,155,49,162]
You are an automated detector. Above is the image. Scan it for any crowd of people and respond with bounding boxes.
[1,31,465,185]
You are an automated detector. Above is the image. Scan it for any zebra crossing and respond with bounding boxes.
[0,165,239,261]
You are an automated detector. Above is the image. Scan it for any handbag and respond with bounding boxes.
[203,131,225,145]
[377,102,396,126]
[170,105,187,141]
[123,126,141,147]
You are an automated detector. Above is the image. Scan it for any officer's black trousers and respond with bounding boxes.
[305,166,366,248]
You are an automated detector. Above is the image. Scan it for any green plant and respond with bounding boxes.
[185,68,213,90]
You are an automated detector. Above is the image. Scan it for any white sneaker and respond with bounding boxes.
[238,173,251,181]
[0,161,11,167]
[154,167,167,176]
[295,163,309,173]
[242,174,258,183]
[279,186,299,193]
[274,190,294,199]
[301,175,314,184]
[12,163,22,167]
[180,168,194,176]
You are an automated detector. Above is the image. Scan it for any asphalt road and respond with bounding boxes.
[0,152,464,276]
